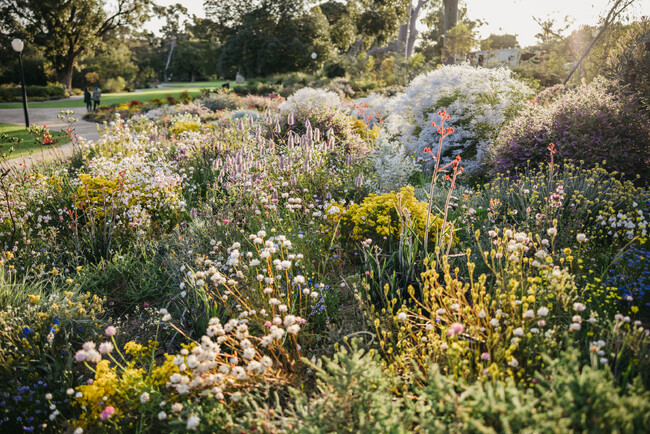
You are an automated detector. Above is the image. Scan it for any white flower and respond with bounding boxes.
[576,233,587,243]
[293,275,306,284]
[537,306,549,317]
[172,403,183,412]
[45,393,53,400]
[508,357,519,367]
[570,323,581,331]
[397,312,407,321]
[140,392,150,403]
[187,414,201,430]
[573,302,586,312]
[74,428,84,434]
[513,327,524,337]
[522,309,534,319]
[158,411,167,421]
[99,342,114,354]
[547,227,557,236]
[490,318,500,327]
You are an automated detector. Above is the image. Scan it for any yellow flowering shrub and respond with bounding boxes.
[327,186,447,243]
[351,118,379,141]
[169,120,200,136]
[75,174,123,218]
[73,340,179,427]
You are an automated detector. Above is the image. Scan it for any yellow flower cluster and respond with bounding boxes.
[75,174,122,218]
[327,186,446,242]
[350,118,379,141]
[74,340,179,426]
[169,120,201,136]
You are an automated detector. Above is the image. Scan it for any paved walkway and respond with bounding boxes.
[0,107,101,171]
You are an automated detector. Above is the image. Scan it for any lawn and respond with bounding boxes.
[0,81,226,109]
[0,122,69,158]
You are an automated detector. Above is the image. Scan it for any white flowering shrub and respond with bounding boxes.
[383,65,534,171]
[366,134,418,193]
[279,87,344,114]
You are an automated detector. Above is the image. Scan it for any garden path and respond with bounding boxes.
[0,107,100,171]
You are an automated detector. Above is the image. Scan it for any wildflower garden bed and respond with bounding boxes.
[1,65,649,433]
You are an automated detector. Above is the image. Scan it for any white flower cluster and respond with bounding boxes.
[598,209,647,240]
[167,317,284,397]
[379,65,534,171]
[279,87,344,114]
[366,134,418,193]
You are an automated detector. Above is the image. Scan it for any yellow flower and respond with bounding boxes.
[28,294,41,305]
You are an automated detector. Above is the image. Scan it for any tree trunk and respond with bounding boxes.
[57,59,75,93]
[406,0,427,59]
[443,0,458,64]
[397,24,408,57]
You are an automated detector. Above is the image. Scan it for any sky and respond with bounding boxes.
[146,0,649,48]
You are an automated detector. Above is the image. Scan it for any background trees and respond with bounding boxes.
[0,0,645,93]
[0,0,152,90]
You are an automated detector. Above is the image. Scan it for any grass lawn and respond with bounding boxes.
[0,123,70,159]
[0,81,226,109]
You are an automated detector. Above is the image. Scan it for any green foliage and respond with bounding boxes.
[0,83,66,102]
[480,33,520,50]
[103,76,127,93]
[0,0,151,89]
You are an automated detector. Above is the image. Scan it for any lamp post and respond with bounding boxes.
[311,52,317,76]
[11,38,29,128]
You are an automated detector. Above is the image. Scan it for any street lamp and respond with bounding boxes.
[11,38,29,128]
[311,52,317,75]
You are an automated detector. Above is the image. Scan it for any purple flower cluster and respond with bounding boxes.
[492,78,650,180]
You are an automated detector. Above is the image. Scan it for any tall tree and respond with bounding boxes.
[442,0,458,63]
[0,0,151,90]
[417,1,482,64]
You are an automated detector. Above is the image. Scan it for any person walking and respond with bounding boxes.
[92,86,101,111]
[84,87,92,112]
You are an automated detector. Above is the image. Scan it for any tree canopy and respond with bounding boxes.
[0,0,151,89]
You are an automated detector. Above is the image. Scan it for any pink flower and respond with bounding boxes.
[446,322,465,337]
[105,326,117,337]
[100,406,115,420]
[481,352,491,361]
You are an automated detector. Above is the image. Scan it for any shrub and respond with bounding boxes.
[103,76,126,93]
[0,83,66,102]
[605,18,650,109]
[278,87,344,114]
[381,64,534,171]
[197,92,243,111]
[326,186,444,246]
[492,77,650,180]
[325,61,347,78]
[366,135,418,193]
